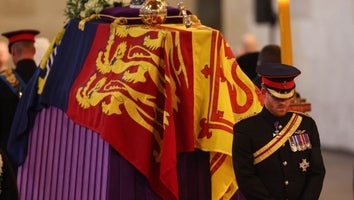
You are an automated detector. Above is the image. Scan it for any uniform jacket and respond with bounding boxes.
[0,59,36,148]
[232,107,326,200]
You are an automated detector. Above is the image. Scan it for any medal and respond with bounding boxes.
[273,121,283,137]
[288,136,297,152]
[299,158,310,172]
[288,129,312,152]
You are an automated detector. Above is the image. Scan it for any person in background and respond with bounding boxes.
[235,33,260,81]
[0,40,13,72]
[252,44,281,89]
[3,30,39,83]
[232,63,326,199]
[235,33,259,58]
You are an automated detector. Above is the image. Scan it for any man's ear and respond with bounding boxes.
[32,45,36,54]
[10,47,16,57]
[260,87,267,96]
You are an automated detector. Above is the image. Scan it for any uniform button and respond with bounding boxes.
[285,180,289,185]
[282,143,286,147]
[283,161,288,166]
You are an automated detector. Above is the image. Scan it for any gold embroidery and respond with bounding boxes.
[0,69,20,88]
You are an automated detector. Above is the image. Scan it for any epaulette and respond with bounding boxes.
[291,110,313,119]
[235,111,259,124]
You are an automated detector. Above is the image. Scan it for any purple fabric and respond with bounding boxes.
[177,150,211,200]
[108,145,212,200]
[17,107,109,200]
[16,106,163,200]
[108,148,161,199]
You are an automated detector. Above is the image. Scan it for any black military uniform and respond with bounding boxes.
[0,59,36,148]
[232,63,325,200]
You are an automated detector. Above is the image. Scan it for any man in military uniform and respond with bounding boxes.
[0,29,39,147]
[0,29,39,200]
[232,63,326,199]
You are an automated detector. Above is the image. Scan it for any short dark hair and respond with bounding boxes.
[258,44,281,65]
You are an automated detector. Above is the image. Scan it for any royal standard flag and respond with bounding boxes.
[10,18,262,199]
[66,21,262,199]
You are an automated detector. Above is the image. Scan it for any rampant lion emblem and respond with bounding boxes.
[74,26,188,160]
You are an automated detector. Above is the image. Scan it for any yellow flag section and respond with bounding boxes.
[165,24,263,199]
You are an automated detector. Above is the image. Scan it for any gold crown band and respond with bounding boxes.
[266,88,295,99]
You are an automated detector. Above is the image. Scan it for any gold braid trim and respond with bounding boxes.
[253,113,302,165]
[0,69,19,88]
[79,14,100,31]
[78,14,134,31]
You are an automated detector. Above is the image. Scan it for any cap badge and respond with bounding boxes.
[282,81,287,88]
